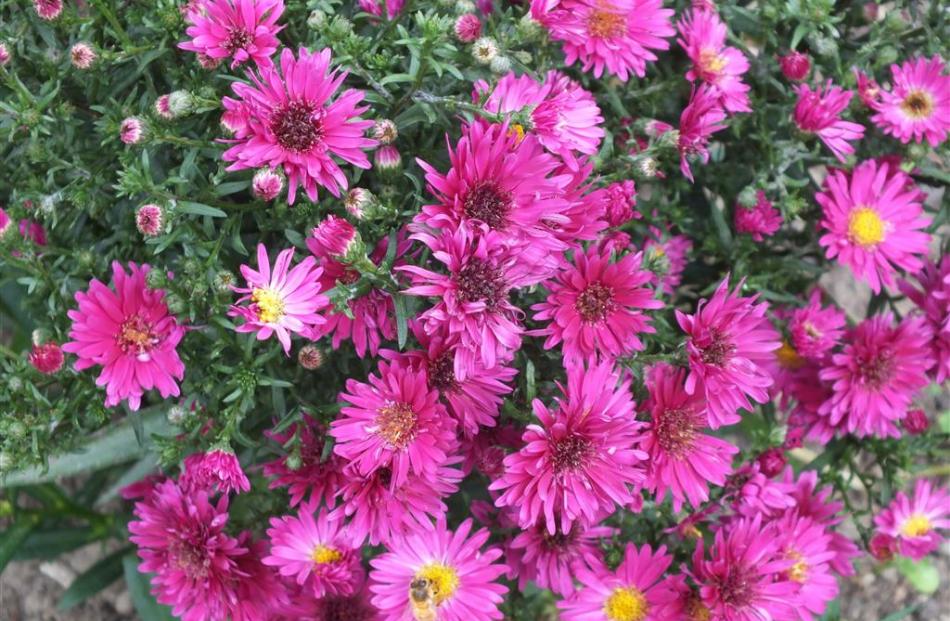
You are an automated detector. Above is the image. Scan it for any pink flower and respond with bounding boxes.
[154,94,174,119]
[180,449,250,495]
[531,0,675,81]
[63,262,185,411]
[853,67,881,106]
[869,533,897,562]
[0,43,10,67]
[332,360,457,489]
[676,277,780,428]
[678,8,751,113]
[531,246,662,366]
[559,543,682,621]
[874,479,950,560]
[818,313,934,438]
[252,168,284,200]
[643,226,692,295]
[369,518,508,621]
[120,117,145,144]
[639,364,738,512]
[871,55,950,146]
[129,479,287,621]
[899,256,950,383]
[816,159,931,293]
[136,204,163,236]
[902,409,930,435]
[678,85,728,182]
[70,42,96,69]
[734,190,783,241]
[279,584,381,621]
[779,51,811,81]
[221,47,376,204]
[793,82,865,162]
[263,414,344,508]
[229,244,329,354]
[358,0,404,19]
[788,290,846,361]
[263,508,363,597]
[454,13,482,42]
[774,514,840,620]
[179,0,284,69]
[479,70,605,166]
[756,447,787,478]
[374,144,401,170]
[507,522,615,596]
[490,361,646,535]
[603,179,639,225]
[691,515,799,621]
[34,0,63,20]
[28,342,64,374]
[18,219,47,247]
[307,215,359,262]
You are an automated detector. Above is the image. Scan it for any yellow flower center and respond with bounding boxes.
[699,48,727,73]
[900,89,934,119]
[604,587,650,621]
[686,595,711,621]
[414,564,460,606]
[508,123,526,142]
[375,401,418,449]
[787,551,808,583]
[776,340,805,370]
[901,513,932,537]
[588,5,626,38]
[650,244,666,258]
[252,287,285,323]
[311,544,342,564]
[847,207,886,248]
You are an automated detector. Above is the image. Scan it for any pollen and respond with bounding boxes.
[588,6,627,38]
[900,89,935,119]
[508,123,526,142]
[550,435,594,473]
[311,544,343,564]
[654,407,699,457]
[698,48,727,74]
[574,282,616,323]
[901,513,932,537]
[604,586,650,621]
[375,401,418,449]
[776,340,805,370]
[117,315,158,359]
[462,180,513,230]
[271,101,325,153]
[415,563,460,606]
[786,551,808,583]
[847,206,886,248]
[252,288,285,324]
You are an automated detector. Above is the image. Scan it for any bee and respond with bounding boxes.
[409,577,438,621]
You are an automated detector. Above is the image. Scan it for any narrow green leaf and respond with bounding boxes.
[178,201,227,218]
[880,604,921,621]
[0,515,40,573]
[95,454,158,508]
[394,293,409,349]
[123,554,176,621]
[13,527,102,561]
[59,548,128,610]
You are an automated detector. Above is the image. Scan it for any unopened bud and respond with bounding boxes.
[297,344,324,370]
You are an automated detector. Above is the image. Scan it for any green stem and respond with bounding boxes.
[410,91,504,122]
[90,0,133,48]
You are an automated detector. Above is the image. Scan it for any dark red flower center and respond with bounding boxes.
[319,596,373,621]
[715,569,754,608]
[574,282,616,323]
[550,435,593,474]
[857,348,895,389]
[428,351,458,392]
[224,28,253,53]
[463,180,513,230]
[171,540,211,581]
[540,525,576,550]
[455,258,506,309]
[271,101,325,153]
[375,402,417,449]
[699,329,735,367]
[337,269,360,285]
[117,314,159,357]
[654,407,698,456]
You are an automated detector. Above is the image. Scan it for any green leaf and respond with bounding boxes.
[123,554,177,621]
[13,527,103,561]
[94,454,159,508]
[895,557,940,594]
[938,410,950,434]
[880,603,922,621]
[0,515,40,573]
[394,293,409,349]
[59,548,128,610]
[177,201,227,218]
[1,407,172,486]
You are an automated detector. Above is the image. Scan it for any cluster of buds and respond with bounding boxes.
[154,91,195,120]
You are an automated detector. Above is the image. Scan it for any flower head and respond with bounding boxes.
[788,290,846,361]
[779,51,811,81]
[180,449,250,495]
[454,13,482,42]
[773,514,840,620]
[179,0,285,69]
[263,414,344,509]
[307,215,359,262]
[678,8,751,113]
[154,94,174,120]
[874,479,950,560]
[29,342,64,374]
[120,117,145,144]
[899,256,950,383]
[63,262,185,411]
[853,68,882,106]
[136,204,164,236]
[70,42,97,69]
[678,85,728,182]
[252,168,285,201]
[508,522,615,596]
[734,190,782,241]
[643,227,692,295]
[870,55,950,146]
[34,0,63,20]
[0,43,11,67]
[793,82,865,162]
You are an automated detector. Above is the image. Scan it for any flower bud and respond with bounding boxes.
[344,188,377,220]
[454,0,476,12]
[213,270,235,293]
[307,215,363,263]
[70,42,97,69]
[371,119,398,145]
[154,94,174,120]
[472,37,499,65]
[454,14,482,42]
[374,145,402,172]
[167,404,188,425]
[0,42,11,67]
[876,45,899,66]
[145,267,168,289]
[737,186,759,208]
[869,533,896,562]
[902,409,930,435]
[34,0,63,20]
[119,116,146,145]
[637,157,659,178]
[778,51,810,81]
[513,50,532,65]
[0,207,11,240]
[297,344,324,370]
[489,55,512,74]
[862,2,883,22]
[29,342,64,374]
[517,13,543,39]
[167,90,195,117]
[756,448,787,478]
[136,204,164,237]
[252,168,285,201]
[197,53,222,70]
[307,9,327,28]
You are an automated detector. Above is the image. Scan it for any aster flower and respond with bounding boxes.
[787,290,846,361]
[63,262,185,411]
[899,256,950,383]
[29,342,64,374]
[263,508,363,597]
[331,360,457,489]
[549,158,611,246]
[129,479,286,621]
[0,43,10,67]
[34,0,63,20]
[853,67,882,107]
[678,8,751,113]
[358,0,404,19]
[307,214,359,262]
[454,13,482,42]
[70,42,97,69]
[531,0,675,81]
[691,515,798,621]
[874,479,950,560]
[779,51,811,81]
[817,159,931,293]
[774,514,839,621]
[508,522,615,596]
[154,94,174,119]
[490,361,647,535]
[734,190,783,241]
[263,414,344,508]
[731,462,797,519]
[120,117,145,144]
[229,244,329,354]
[559,543,682,621]
[221,47,376,204]
[793,82,865,162]
[179,0,284,69]
[531,246,662,366]
[369,518,508,621]
[676,277,781,428]
[252,167,284,201]
[602,179,639,226]
[479,70,605,165]
[818,313,934,438]
[180,449,250,495]
[136,204,164,237]
[459,424,522,480]
[278,583,381,621]
[640,364,738,512]
[678,85,728,182]
[871,55,950,146]
[643,226,692,295]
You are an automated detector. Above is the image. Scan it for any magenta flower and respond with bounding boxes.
[531,247,662,366]
[490,361,646,535]
[793,82,865,162]
[263,508,363,597]
[900,256,950,383]
[676,277,781,428]
[479,70,605,165]
[179,0,284,69]
[229,244,329,354]
[263,414,344,509]
[678,8,751,113]
[129,479,287,621]
[734,190,783,241]
[531,0,674,81]
[0,43,9,67]
[678,85,728,181]
[774,514,840,621]
[369,518,508,621]
[135,204,164,236]
[454,13,482,42]
[874,479,950,560]
[779,51,811,81]
[281,583,381,621]
[28,342,64,374]
[34,0,63,20]
[120,117,145,144]
[854,67,882,106]
[221,47,376,204]
[817,159,931,293]
[332,360,457,488]
[643,226,692,295]
[788,290,846,361]
[252,167,284,201]
[818,313,934,439]
[640,364,738,512]
[602,179,639,226]
[871,55,950,146]
[63,262,185,411]
[70,42,97,69]
[508,522,615,596]
[180,449,250,495]
[559,543,682,621]
[307,214,359,262]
